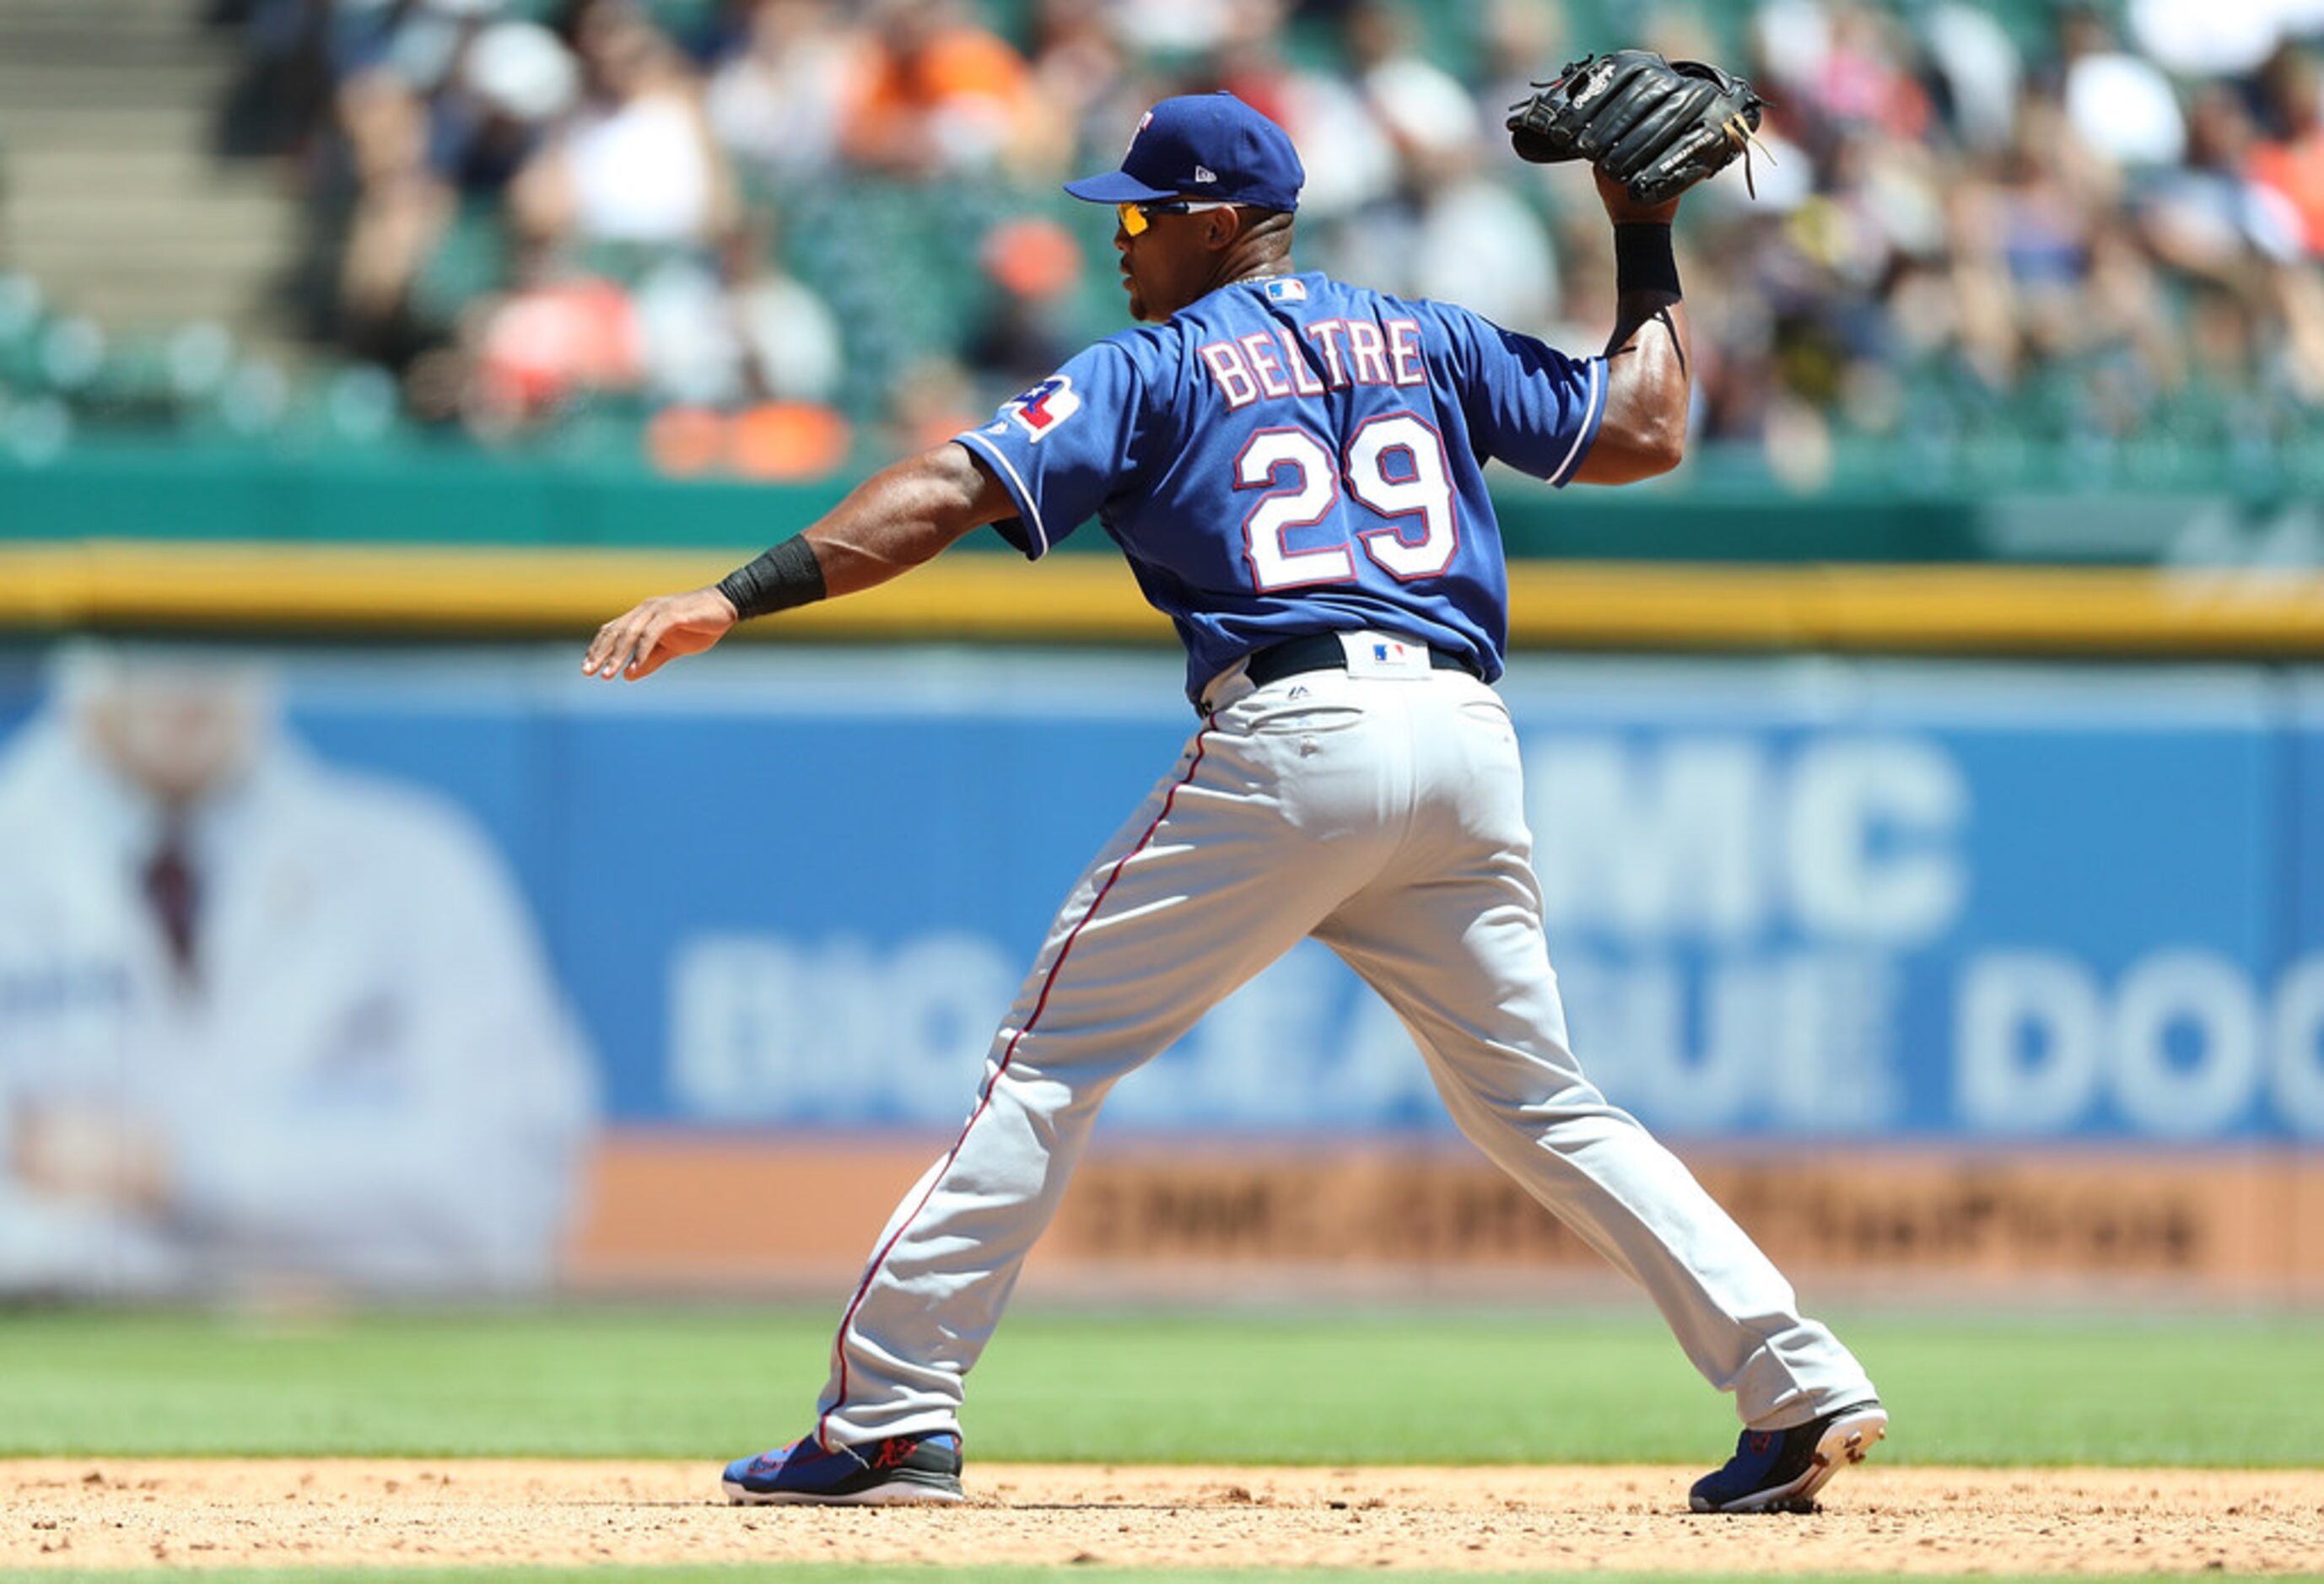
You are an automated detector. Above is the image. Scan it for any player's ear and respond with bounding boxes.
[1203,207,1243,250]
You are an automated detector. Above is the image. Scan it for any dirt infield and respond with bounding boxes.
[5,1460,2322,1572]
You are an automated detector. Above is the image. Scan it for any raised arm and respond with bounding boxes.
[583,441,1016,681]
[1572,169,1690,485]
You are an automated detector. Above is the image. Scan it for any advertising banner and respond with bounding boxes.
[1,644,2316,1296]
[535,651,2318,1148]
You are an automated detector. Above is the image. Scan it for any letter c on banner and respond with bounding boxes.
[1787,738,1968,946]
[2273,954,2324,1135]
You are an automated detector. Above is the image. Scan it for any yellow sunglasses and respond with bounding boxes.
[1116,198,1237,237]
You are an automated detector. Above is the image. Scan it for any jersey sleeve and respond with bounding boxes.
[1442,307,1607,488]
[952,339,1147,559]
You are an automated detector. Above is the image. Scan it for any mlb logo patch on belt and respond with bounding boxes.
[1338,632,1431,679]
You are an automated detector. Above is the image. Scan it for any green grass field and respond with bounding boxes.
[2,1304,2319,1467]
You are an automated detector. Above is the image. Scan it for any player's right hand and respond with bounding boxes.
[583,587,739,681]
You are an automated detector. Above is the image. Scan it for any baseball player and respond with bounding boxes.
[584,90,1885,1513]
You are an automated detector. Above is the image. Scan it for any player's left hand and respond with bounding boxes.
[584,587,739,681]
[1593,166,1680,226]
[1507,51,1765,206]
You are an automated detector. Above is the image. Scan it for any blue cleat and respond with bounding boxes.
[722,1431,965,1506]
[1689,1400,1887,1513]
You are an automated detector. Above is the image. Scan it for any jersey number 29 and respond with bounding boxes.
[1236,413,1458,591]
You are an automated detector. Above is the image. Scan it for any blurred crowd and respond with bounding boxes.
[149,0,2324,481]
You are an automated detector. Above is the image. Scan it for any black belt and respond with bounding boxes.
[1241,632,1480,691]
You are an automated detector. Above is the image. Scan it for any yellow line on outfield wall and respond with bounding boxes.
[6,540,2324,654]
[1505,561,2324,653]
[0,540,1160,643]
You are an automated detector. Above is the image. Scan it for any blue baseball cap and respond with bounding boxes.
[1063,92,1303,213]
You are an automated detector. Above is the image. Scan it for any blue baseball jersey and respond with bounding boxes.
[953,272,1607,703]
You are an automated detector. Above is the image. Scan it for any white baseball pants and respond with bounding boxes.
[813,646,1874,1447]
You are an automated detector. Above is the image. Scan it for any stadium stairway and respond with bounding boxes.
[0,0,298,348]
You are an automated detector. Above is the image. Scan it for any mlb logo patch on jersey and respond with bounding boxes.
[1000,375,1082,441]
[1263,278,1308,304]
[1340,631,1432,680]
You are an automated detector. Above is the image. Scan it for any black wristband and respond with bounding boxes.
[1614,223,1682,298]
[716,535,827,620]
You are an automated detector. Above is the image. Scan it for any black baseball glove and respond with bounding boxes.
[1507,51,1767,205]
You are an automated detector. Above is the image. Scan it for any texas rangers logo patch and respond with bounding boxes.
[1001,375,1082,441]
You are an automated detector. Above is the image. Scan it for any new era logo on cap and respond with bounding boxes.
[1062,93,1304,213]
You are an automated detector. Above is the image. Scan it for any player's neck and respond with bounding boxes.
[1210,244,1295,296]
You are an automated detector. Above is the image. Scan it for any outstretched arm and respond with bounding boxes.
[1572,170,1691,485]
[583,441,1016,681]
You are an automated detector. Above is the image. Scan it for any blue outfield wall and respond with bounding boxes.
[5,644,2320,1146]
